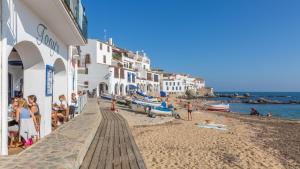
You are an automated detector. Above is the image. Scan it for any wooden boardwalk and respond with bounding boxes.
[80,108,147,169]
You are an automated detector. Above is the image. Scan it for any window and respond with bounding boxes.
[127,72,131,83]
[154,75,159,82]
[165,82,168,86]
[172,87,174,90]
[120,68,125,79]
[77,60,81,67]
[176,87,178,90]
[143,65,146,69]
[100,43,103,50]
[167,87,169,91]
[107,46,110,52]
[169,82,172,86]
[103,55,106,64]
[85,54,91,64]
[132,74,136,83]
[173,82,175,86]
[114,67,119,78]
[180,87,182,90]
[147,73,152,81]
[178,82,180,86]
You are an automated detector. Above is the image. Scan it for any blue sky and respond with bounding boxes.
[84,0,300,92]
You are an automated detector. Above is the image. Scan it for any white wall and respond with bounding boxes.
[1,0,74,155]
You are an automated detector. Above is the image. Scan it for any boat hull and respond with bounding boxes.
[206,104,230,112]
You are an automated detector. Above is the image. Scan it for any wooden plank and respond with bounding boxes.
[104,119,115,169]
[111,113,122,169]
[116,114,130,169]
[97,111,112,169]
[88,120,108,169]
[124,121,147,169]
[81,104,147,169]
[120,118,139,169]
[80,120,105,169]
[80,107,107,169]
[88,108,109,169]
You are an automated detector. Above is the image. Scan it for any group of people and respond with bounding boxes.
[52,93,78,128]
[8,95,40,149]
[250,108,272,117]
[8,93,79,150]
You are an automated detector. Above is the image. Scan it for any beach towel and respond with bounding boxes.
[197,123,227,131]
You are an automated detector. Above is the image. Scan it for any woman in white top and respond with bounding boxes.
[69,93,78,119]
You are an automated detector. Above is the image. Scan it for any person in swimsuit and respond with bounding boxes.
[187,102,193,121]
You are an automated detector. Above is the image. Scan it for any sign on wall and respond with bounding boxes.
[45,65,54,96]
[36,24,60,56]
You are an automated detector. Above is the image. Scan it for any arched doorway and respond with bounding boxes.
[120,84,124,96]
[99,82,108,95]
[53,58,67,104]
[114,83,119,95]
[6,41,46,154]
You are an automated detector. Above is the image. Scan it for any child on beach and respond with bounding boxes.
[111,98,117,112]
[187,102,193,121]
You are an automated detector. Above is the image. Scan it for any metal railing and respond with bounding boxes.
[77,93,88,113]
[63,0,88,40]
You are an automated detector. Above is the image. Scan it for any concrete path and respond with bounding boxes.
[80,107,146,169]
[0,98,102,169]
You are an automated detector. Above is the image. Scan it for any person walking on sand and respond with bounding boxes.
[187,102,193,121]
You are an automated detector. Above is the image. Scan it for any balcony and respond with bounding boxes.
[78,67,88,74]
[63,0,88,40]
[22,0,88,45]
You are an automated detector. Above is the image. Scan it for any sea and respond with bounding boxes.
[210,92,300,120]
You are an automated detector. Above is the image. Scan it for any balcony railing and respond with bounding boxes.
[63,0,88,40]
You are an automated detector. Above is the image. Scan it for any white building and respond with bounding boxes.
[78,39,113,95]
[78,38,160,97]
[0,0,87,155]
[162,73,205,95]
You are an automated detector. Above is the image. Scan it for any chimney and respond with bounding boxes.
[108,38,113,45]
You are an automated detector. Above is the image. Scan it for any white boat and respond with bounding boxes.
[101,94,127,104]
[206,104,230,112]
[101,93,112,100]
[132,99,161,107]
[151,107,173,115]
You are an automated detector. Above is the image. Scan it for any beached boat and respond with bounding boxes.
[101,93,112,100]
[101,94,127,104]
[132,99,161,107]
[151,107,173,115]
[206,104,230,112]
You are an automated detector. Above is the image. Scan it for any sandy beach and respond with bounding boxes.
[114,101,300,169]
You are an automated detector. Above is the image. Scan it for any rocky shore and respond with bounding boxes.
[211,93,300,104]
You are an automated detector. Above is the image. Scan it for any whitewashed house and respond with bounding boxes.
[162,73,205,95]
[78,38,160,97]
[78,39,113,96]
[0,0,87,155]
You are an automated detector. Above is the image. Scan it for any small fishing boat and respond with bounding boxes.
[101,94,127,104]
[132,99,161,107]
[206,104,230,112]
[101,93,112,100]
[151,107,173,115]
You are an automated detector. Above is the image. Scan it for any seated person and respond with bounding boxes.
[250,108,260,116]
[8,97,20,148]
[52,95,69,125]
